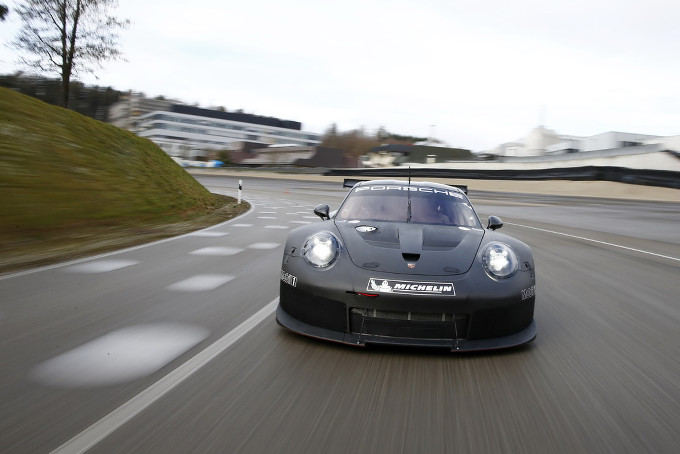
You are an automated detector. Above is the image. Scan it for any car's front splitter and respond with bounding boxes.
[276,303,536,352]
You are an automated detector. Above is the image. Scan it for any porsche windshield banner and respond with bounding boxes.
[368,278,455,296]
[355,185,464,198]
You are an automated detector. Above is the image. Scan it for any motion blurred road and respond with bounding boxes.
[1,174,679,453]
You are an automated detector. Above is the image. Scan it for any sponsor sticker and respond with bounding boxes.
[521,285,536,300]
[367,278,455,295]
[355,185,463,199]
[281,270,298,287]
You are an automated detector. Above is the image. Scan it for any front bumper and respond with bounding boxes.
[277,258,536,352]
[276,303,536,352]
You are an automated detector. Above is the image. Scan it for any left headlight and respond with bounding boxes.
[302,231,341,268]
[482,242,519,279]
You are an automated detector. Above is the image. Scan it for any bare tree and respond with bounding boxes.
[321,125,380,165]
[12,0,128,107]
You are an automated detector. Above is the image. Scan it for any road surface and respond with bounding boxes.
[1,175,679,453]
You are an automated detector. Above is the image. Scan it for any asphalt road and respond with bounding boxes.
[1,175,679,453]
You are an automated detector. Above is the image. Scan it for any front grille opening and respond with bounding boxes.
[351,308,465,321]
[350,307,469,340]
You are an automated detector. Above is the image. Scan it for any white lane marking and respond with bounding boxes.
[508,222,680,262]
[258,211,276,214]
[63,260,139,274]
[247,242,281,250]
[289,221,311,224]
[230,223,253,228]
[257,216,277,219]
[167,274,235,292]
[190,247,244,256]
[303,216,318,219]
[187,231,229,237]
[50,298,278,454]
[264,225,289,229]
[30,324,210,388]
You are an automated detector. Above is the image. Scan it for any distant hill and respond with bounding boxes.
[0,87,243,272]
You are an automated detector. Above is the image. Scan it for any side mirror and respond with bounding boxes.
[487,215,503,230]
[314,204,330,220]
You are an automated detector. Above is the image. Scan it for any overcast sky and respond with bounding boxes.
[1,0,679,150]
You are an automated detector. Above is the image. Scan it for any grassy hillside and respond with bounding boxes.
[0,87,247,272]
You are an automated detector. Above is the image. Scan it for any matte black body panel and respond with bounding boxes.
[336,221,484,275]
[276,180,537,352]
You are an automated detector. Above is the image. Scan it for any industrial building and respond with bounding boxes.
[108,93,322,159]
[487,126,665,157]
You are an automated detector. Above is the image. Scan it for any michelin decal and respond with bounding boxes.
[368,278,455,296]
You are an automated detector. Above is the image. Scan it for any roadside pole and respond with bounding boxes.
[238,180,242,204]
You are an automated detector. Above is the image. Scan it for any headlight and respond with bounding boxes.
[302,231,341,268]
[482,242,518,279]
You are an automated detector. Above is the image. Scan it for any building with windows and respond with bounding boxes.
[108,92,177,130]
[486,126,665,157]
[108,95,322,159]
[360,125,679,172]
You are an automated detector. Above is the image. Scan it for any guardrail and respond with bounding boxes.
[325,166,680,189]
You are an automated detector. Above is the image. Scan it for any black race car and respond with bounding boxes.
[277,179,536,352]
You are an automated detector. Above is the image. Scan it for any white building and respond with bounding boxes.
[108,92,177,130]
[109,96,321,159]
[578,131,660,152]
[488,126,664,157]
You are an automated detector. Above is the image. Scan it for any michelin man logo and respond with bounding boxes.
[369,279,393,292]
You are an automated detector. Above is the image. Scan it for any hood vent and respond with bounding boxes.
[336,221,484,275]
[402,252,420,269]
[402,253,420,262]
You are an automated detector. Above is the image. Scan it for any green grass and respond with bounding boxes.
[0,87,249,273]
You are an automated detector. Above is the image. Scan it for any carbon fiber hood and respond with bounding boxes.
[335,220,484,276]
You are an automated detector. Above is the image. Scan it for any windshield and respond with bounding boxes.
[336,185,481,228]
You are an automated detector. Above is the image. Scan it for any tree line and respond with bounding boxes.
[320,123,433,160]
[1,72,123,122]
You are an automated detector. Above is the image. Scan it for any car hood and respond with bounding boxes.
[335,221,484,275]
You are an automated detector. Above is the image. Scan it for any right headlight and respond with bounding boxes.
[302,231,341,268]
[482,242,518,279]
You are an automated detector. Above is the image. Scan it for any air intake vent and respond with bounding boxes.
[402,253,420,262]
[350,308,470,340]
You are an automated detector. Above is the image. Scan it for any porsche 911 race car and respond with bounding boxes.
[276,179,536,352]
